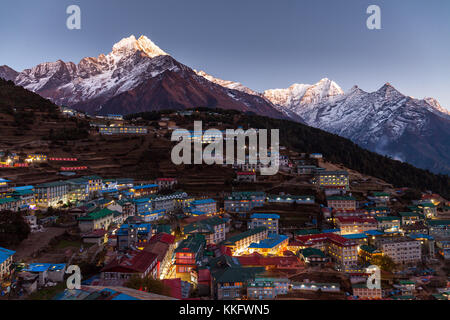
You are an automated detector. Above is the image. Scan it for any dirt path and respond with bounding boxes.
[14,227,67,262]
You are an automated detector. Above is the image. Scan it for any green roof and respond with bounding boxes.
[0,197,17,205]
[392,295,415,300]
[295,229,321,236]
[327,196,356,201]
[372,192,390,197]
[418,203,436,208]
[360,245,379,254]
[35,181,68,188]
[427,219,450,226]
[154,224,172,234]
[222,227,267,245]
[78,208,115,221]
[184,217,226,234]
[212,266,264,283]
[352,283,370,289]
[398,212,421,217]
[175,234,205,253]
[299,247,325,258]
[376,216,400,222]
[399,280,415,285]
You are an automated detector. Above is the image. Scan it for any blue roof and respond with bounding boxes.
[13,185,33,191]
[322,228,340,233]
[24,263,66,272]
[342,233,368,240]
[409,234,434,240]
[249,235,288,249]
[132,198,150,204]
[251,213,280,219]
[190,210,208,216]
[192,199,216,205]
[364,230,384,236]
[0,247,15,264]
[101,188,119,193]
[0,178,11,183]
[133,184,158,190]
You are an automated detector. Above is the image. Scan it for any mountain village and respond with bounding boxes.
[1,106,450,301]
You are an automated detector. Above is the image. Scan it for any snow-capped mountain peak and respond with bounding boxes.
[263,78,344,110]
[112,35,168,58]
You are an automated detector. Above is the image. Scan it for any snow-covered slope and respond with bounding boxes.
[263,78,344,109]
[10,35,286,119]
[264,81,450,174]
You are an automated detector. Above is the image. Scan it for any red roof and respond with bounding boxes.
[295,232,357,247]
[101,250,157,274]
[148,232,175,245]
[162,278,182,300]
[336,217,377,224]
[237,252,303,268]
[198,269,211,283]
[237,171,256,176]
[157,178,177,182]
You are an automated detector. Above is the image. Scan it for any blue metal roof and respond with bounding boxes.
[192,199,216,205]
[133,184,158,190]
[24,263,66,273]
[408,234,434,240]
[250,213,280,219]
[342,233,368,239]
[364,230,384,236]
[249,235,288,249]
[0,247,15,264]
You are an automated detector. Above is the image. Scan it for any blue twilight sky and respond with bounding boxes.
[0,0,449,109]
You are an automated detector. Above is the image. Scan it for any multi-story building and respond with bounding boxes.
[183,217,227,245]
[143,233,176,280]
[376,216,401,232]
[34,181,69,208]
[417,203,437,219]
[155,178,178,190]
[248,213,280,237]
[224,191,266,214]
[222,227,268,255]
[267,194,315,204]
[295,233,359,267]
[78,208,117,233]
[398,212,424,225]
[130,184,158,198]
[191,199,217,215]
[139,209,165,222]
[0,247,15,281]
[336,217,378,235]
[99,125,148,135]
[247,235,289,256]
[314,171,349,190]
[236,172,256,183]
[210,255,264,300]
[376,236,421,265]
[298,248,328,266]
[361,207,391,217]
[66,178,90,202]
[116,223,152,250]
[427,220,450,238]
[327,195,356,211]
[0,178,11,194]
[247,278,276,300]
[81,175,103,195]
[368,192,390,205]
[101,250,158,282]
[436,240,450,260]
[175,234,206,284]
[352,283,382,299]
